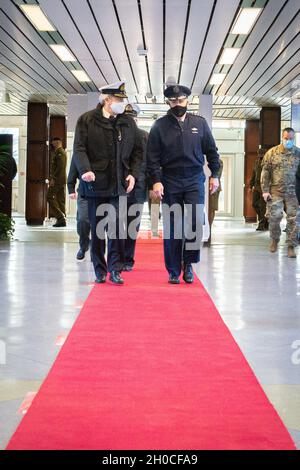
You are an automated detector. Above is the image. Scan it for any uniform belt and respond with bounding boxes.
[162,166,202,178]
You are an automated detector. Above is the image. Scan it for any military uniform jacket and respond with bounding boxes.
[296,162,300,205]
[261,144,300,196]
[250,157,263,192]
[131,128,149,203]
[210,158,223,211]
[72,104,143,198]
[50,147,67,187]
[67,157,86,197]
[147,111,220,185]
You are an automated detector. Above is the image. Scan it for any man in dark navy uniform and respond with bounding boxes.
[147,84,220,284]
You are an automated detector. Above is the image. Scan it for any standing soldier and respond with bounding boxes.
[250,148,268,231]
[72,82,143,285]
[261,127,300,258]
[47,137,67,227]
[205,158,223,246]
[147,83,220,284]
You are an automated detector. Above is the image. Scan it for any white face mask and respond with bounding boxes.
[110,102,126,115]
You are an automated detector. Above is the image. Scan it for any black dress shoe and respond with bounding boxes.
[168,275,180,284]
[109,271,124,285]
[53,220,66,227]
[76,248,85,260]
[95,273,106,284]
[123,264,133,272]
[183,264,194,283]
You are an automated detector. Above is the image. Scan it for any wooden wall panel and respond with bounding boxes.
[49,115,67,149]
[259,107,281,150]
[25,103,49,225]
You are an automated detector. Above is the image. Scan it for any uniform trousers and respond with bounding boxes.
[267,194,298,247]
[124,191,144,267]
[87,196,125,276]
[76,195,90,252]
[162,170,205,277]
[47,185,66,222]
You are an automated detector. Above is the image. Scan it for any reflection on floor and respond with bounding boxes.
[0,217,299,449]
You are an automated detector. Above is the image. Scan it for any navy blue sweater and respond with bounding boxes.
[147,112,220,184]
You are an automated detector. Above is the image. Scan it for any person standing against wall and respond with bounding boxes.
[47,137,67,227]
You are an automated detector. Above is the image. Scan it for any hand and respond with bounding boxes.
[69,193,77,200]
[149,190,161,203]
[82,171,95,182]
[49,179,55,187]
[126,175,135,193]
[209,177,219,195]
[263,192,272,202]
[153,182,164,200]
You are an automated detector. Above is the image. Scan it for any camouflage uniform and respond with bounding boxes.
[261,144,300,247]
[47,147,67,223]
[250,156,268,230]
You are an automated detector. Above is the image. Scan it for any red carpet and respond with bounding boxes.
[7,241,295,450]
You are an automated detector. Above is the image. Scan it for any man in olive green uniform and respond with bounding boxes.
[205,158,223,246]
[250,148,268,231]
[261,127,300,258]
[47,137,67,227]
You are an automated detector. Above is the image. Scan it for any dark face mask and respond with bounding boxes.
[170,105,187,118]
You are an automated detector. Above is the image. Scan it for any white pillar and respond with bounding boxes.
[198,94,213,129]
[291,99,300,147]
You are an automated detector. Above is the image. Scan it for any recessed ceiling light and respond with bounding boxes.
[50,45,76,62]
[231,8,262,35]
[71,70,91,82]
[209,73,226,85]
[20,5,55,31]
[219,48,241,65]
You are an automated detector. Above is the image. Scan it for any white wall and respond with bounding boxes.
[213,126,245,219]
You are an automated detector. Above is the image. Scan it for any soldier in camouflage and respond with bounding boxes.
[250,147,268,231]
[261,127,300,258]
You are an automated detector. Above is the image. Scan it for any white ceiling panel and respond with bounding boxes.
[255,63,300,98]
[180,0,215,86]
[88,0,138,94]
[242,29,300,97]
[0,0,84,92]
[0,0,297,119]
[250,51,300,98]
[165,0,189,83]
[191,0,240,94]
[218,0,299,96]
[0,31,67,94]
[39,0,106,86]
[140,0,164,96]
[64,0,119,84]
[114,0,148,95]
